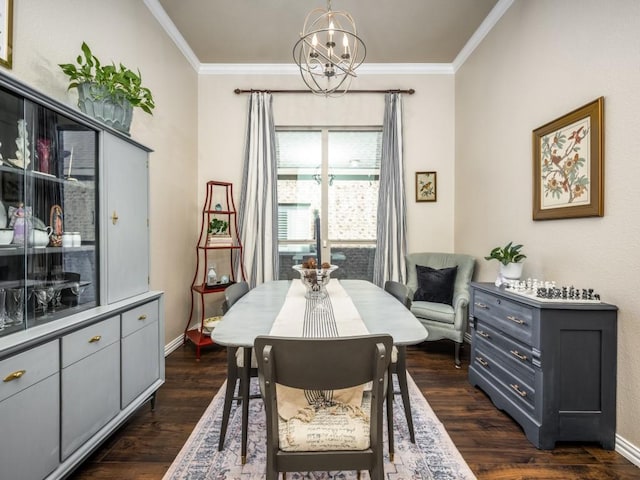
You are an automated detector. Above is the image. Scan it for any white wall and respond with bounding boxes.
[7,0,199,344]
[198,72,456,257]
[456,0,640,452]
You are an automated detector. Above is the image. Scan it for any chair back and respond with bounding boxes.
[384,280,411,309]
[406,252,475,299]
[254,334,393,479]
[223,281,249,312]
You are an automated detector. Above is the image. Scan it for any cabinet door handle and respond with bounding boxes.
[138,314,147,321]
[477,330,490,339]
[510,349,528,361]
[474,302,488,309]
[89,335,102,343]
[510,383,528,397]
[506,315,525,325]
[111,211,119,225]
[475,356,489,367]
[3,370,26,382]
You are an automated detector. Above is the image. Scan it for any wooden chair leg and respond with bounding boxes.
[240,347,252,464]
[455,342,462,368]
[395,346,415,443]
[218,347,239,451]
[386,368,394,462]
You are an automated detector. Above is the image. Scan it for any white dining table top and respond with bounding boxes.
[211,279,428,348]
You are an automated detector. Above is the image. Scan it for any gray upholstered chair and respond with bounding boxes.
[405,252,476,368]
[383,281,415,443]
[254,334,393,480]
[218,281,255,462]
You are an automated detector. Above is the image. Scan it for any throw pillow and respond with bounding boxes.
[413,265,458,305]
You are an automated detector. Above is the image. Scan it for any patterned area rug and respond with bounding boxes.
[163,374,476,480]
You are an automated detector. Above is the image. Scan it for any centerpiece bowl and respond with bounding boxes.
[292,263,339,299]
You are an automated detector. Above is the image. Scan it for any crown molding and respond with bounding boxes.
[143,0,201,71]
[146,0,512,76]
[452,0,514,72]
[199,63,454,76]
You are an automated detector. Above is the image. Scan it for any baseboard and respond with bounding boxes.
[616,434,640,468]
[164,334,184,356]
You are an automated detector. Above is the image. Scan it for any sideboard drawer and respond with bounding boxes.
[122,300,159,337]
[473,290,534,345]
[62,315,120,368]
[475,319,534,380]
[0,340,59,403]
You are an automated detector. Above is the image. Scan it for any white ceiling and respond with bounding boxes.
[152,0,501,68]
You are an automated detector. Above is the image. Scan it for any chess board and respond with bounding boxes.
[503,280,602,303]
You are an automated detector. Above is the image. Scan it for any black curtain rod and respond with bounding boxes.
[234,88,415,95]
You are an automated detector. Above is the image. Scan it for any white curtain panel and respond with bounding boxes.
[237,92,279,287]
[373,93,407,287]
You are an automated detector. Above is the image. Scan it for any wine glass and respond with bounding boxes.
[71,282,87,305]
[35,287,55,315]
[9,287,24,325]
[0,289,6,331]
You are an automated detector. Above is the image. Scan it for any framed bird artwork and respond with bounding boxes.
[532,97,604,220]
[416,171,436,202]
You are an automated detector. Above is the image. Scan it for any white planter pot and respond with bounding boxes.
[500,262,524,280]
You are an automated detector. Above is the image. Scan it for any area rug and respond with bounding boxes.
[163,374,476,480]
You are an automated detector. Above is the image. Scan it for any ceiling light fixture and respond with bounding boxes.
[293,0,366,96]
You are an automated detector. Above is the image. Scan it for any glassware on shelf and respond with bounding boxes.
[0,289,6,331]
[9,288,24,325]
[71,282,87,303]
[35,286,55,315]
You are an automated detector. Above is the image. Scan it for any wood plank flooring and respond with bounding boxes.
[69,340,640,479]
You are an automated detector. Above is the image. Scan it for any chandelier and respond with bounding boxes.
[293,0,366,96]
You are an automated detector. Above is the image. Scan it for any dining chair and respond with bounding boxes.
[218,281,256,463]
[383,280,416,443]
[255,334,393,480]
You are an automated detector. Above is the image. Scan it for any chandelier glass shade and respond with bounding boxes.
[293,0,366,96]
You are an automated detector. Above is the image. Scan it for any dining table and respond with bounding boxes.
[211,278,428,462]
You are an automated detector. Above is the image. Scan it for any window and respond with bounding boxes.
[276,127,382,281]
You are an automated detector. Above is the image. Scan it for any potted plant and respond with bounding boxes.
[207,218,231,246]
[59,42,155,134]
[485,241,527,283]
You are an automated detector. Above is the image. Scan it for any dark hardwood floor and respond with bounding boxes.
[69,340,640,480]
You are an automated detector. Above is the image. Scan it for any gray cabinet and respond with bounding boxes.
[102,133,150,304]
[61,316,120,459]
[468,282,617,449]
[0,341,60,480]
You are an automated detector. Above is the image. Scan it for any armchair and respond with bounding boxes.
[405,252,476,367]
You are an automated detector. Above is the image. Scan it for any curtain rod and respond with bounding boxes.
[234,88,415,95]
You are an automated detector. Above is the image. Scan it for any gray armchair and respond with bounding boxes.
[405,252,476,367]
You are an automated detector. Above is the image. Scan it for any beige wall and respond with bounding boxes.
[198,73,457,257]
[456,0,640,449]
[7,0,199,344]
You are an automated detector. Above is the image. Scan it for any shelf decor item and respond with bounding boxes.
[533,97,604,220]
[59,42,155,134]
[416,171,436,202]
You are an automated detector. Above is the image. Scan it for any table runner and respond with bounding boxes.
[270,279,370,421]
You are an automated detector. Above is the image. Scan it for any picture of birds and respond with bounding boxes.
[416,171,437,202]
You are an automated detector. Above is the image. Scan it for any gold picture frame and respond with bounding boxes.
[532,97,604,220]
[0,0,12,69]
[416,171,436,202]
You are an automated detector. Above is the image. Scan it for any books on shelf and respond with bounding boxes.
[207,234,233,247]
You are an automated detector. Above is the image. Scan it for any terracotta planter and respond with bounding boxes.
[77,82,133,134]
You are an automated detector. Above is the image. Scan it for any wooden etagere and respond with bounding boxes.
[183,181,246,359]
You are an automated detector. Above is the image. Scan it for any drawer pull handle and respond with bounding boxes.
[506,315,525,325]
[477,330,490,338]
[3,370,26,382]
[138,314,147,320]
[475,356,489,367]
[510,350,528,361]
[474,302,488,309]
[510,383,528,397]
[111,211,119,225]
[89,335,102,343]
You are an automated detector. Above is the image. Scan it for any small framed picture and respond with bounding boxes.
[416,171,437,202]
[0,0,12,69]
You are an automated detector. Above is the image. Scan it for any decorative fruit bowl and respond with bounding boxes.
[292,261,338,299]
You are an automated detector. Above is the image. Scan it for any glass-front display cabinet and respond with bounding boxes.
[0,85,97,337]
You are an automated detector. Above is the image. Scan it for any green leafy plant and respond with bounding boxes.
[59,42,155,114]
[484,241,526,266]
[208,218,229,235]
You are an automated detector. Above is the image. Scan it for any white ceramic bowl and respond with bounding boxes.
[0,228,13,245]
